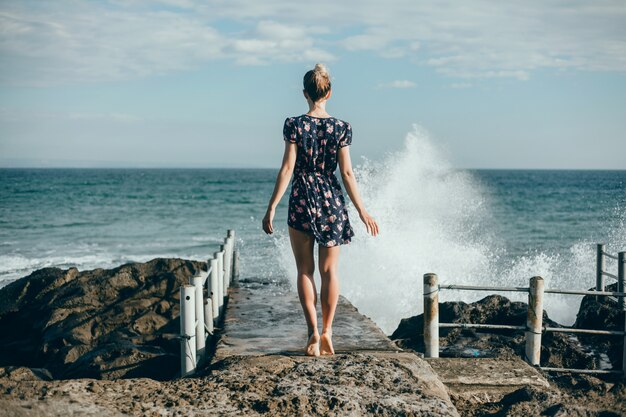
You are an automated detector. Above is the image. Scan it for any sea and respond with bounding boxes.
[1,126,625,335]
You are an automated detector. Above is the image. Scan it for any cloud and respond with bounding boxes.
[1,0,625,85]
[377,80,417,89]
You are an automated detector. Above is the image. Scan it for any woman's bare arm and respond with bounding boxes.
[263,141,297,234]
[338,146,379,236]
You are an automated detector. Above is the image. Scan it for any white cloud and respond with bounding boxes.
[377,80,417,89]
[1,0,625,85]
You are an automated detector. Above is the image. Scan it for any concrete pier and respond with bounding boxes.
[214,286,399,358]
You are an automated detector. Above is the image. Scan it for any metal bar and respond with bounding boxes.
[526,276,544,366]
[539,366,622,375]
[619,252,625,311]
[544,288,626,297]
[440,284,529,292]
[602,271,619,280]
[603,252,619,261]
[424,273,439,358]
[440,323,526,331]
[544,327,625,336]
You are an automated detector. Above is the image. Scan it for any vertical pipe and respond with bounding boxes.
[220,244,228,296]
[525,276,544,366]
[232,249,240,282]
[191,274,205,365]
[596,244,606,300]
[228,230,236,283]
[179,285,196,377]
[205,298,214,335]
[618,252,625,310]
[423,273,439,358]
[617,252,626,379]
[223,238,232,287]
[209,257,219,321]
[215,250,225,312]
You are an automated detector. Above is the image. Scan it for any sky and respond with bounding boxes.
[0,0,625,169]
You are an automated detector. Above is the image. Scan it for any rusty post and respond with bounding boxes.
[596,244,606,300]
[525,276,544,366]
[423,273,439,358]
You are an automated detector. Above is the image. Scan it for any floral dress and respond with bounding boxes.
[283,114,355,247]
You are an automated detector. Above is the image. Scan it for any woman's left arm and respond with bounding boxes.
[263,141,297,234]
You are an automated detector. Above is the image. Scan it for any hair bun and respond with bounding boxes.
[314,63,329,77]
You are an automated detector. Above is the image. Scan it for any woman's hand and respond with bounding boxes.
[262,208,275,234]
[359,210,379,236]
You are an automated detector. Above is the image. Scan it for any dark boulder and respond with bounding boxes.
[0,258,205,380]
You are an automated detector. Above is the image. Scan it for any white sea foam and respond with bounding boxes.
[276,124,626,334]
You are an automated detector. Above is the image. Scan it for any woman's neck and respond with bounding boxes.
[307,101,330,117]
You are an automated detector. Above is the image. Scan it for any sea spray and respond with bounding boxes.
[276,124,626,334]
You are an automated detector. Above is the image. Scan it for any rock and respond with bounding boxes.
[0,366,53,381]
[0,258,206,380]
[574,282,624,369]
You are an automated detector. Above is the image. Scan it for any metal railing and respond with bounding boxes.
[179,229,239,377]
[596,244,625,307]
[423,246,626,377]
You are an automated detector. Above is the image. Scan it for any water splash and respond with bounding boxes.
[276,124,626,335]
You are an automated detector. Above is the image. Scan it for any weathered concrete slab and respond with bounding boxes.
[210,285,460,416]
[426,357,551,402]
[214,286,400,359]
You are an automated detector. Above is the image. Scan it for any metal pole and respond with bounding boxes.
[191,274,205,365]
[596,244,606,300]
[223,238,232,287]
[179,285,196,377]
[220,244,228,296]
[617,252,626,379]
[215,250,225,312]
[525,276,544,366]
[618,252,625,310]
[228,230,236,283]
[423,273,439,358]
[232,249,240,282]
[209,257,219,321]
[204,298,214,335]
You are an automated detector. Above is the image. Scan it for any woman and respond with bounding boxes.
[262,63,379,357]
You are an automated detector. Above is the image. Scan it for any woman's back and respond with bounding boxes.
[283,114,352,177]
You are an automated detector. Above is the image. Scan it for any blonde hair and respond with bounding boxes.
[303,63,331,102]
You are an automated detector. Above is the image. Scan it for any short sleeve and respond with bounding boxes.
[283,117,297,143]
[338,122,352,148]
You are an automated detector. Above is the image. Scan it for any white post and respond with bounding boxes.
[214,250,225,313]
[525,276,544,366]
[179,285,196,377]
[208,257,220,321]
[205,298,214,335]
[423,273,439,358]
[227,230,236,283]
[191,273,206,365]
[220,244,228,296]
[220,238,230,288]
[232,249,240,281]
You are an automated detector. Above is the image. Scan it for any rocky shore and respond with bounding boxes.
[1,259,624,416]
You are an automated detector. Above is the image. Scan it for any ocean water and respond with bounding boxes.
[1,126,624,334]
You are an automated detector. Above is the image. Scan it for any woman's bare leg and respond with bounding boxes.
[318,244,340,355]
[288,226,319,356]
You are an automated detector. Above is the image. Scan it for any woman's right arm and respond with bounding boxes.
[262,141,297,234]
[338,146,379,236]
